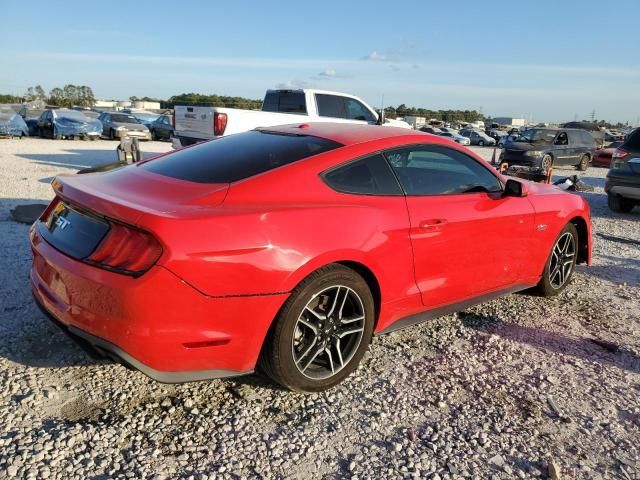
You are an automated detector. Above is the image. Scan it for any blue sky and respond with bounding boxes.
[2,0,639,123]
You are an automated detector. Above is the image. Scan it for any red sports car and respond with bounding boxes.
[30,123,591,391]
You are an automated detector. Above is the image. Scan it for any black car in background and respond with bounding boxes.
[148,115,174,141]
[606,128,640,213]
[499,128,596,171]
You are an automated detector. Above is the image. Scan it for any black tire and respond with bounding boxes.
[478,140,484,146]
[577,154,589,171]
[260,264,375,392]
[150,129,157,141]
[37,127,43,138]
[541,154,553,172]
[535,223,578,297]
[109,129,116,140]
[607,194,634,213]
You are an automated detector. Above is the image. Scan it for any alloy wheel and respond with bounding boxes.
[549,232,576,289]
[292,285,366,380]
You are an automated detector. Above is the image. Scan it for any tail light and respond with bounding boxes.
[612,147,628,160]
[85,222,162,276]
[611,147,629,169]
[214,113,228,136]
[39,196,61,221]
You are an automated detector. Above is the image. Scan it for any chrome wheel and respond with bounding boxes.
[292,285,366,380]
[542,155,553,172]
[549,232,576,289]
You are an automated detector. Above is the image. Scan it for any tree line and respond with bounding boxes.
[384,104,484,123]
[3,84,96,107]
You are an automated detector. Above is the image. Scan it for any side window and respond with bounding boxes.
[344,98,376,122]
[316,94,347,119]
[323,154,402,195]
[555,132,568,145]
[385,146,502,196]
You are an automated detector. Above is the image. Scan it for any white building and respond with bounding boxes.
[403,116,426,129]
[492,117,526,127]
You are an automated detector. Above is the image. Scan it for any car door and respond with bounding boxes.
[552,131,572,165]
[384,145,536,309]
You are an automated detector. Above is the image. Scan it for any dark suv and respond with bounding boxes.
[499,128,596,171]
[605,128,640,213]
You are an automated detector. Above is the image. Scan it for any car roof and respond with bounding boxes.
[258,122,424,147]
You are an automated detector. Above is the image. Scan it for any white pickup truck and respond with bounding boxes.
[172,89,411,147]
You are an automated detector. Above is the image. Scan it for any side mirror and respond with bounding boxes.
[376,109,385,125]
[503,178,528,197]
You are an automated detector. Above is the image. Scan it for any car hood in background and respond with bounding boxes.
[505,141,547,152]
[112,121,149,131]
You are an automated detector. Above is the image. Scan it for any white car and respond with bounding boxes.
[436,131,471,145]
[173,89,411,147]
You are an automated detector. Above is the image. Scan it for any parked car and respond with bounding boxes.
[419,126,444,135]
[148,115,175,141]
[0,108,29,138]
[500,128,596,172]
[592,141,623,168]
[98,112,152,140]
[488,129,508,143]
[460,129,496,146]
[133,112,161,127]
[606,128,640,212]
[436,130,471,145]
[173,88,411,146]
[37,109,102,140]
[30,123,591,392]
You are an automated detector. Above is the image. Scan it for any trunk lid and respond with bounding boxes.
[39,165,228,263]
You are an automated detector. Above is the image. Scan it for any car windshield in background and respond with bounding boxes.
[141,130,342,183]
[112,114,140,124]
[515,129,556,143]
[135,113,160,121]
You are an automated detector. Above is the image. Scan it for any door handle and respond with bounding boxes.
[419,219,448,229]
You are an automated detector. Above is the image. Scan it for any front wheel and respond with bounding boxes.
[577,154,589,171]
[109,129,116,140]
[535,223,578,297]
[260,264,374,392]
[478,140,484,146]
[541,154,553,172]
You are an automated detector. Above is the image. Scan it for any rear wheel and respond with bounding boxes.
[608,194,635,213]
[260,264,374,392]
[535,223,578,297]
[109,129,116,140]
[577,154,589,171]
[150,129,157,141]
[478,140,484,146]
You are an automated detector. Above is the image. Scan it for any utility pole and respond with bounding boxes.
[590,110,596,122]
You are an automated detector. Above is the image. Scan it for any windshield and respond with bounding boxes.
[515,129,556,143]
[111,114,140,124]
[135,113,160,121]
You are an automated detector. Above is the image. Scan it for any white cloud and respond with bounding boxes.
[318,69,337,78]
[275,79,312,89]
[363,51,387,62]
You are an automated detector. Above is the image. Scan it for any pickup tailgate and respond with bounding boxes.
[174,106,215,139]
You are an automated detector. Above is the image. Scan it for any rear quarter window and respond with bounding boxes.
[141,130,342,183]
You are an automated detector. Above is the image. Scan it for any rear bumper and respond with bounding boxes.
[30,227,288,382]
[605,174,640,200]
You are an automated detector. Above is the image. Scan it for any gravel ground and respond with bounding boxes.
[0,138,639,480]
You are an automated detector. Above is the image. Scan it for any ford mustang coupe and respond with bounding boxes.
[30,123,591,392]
